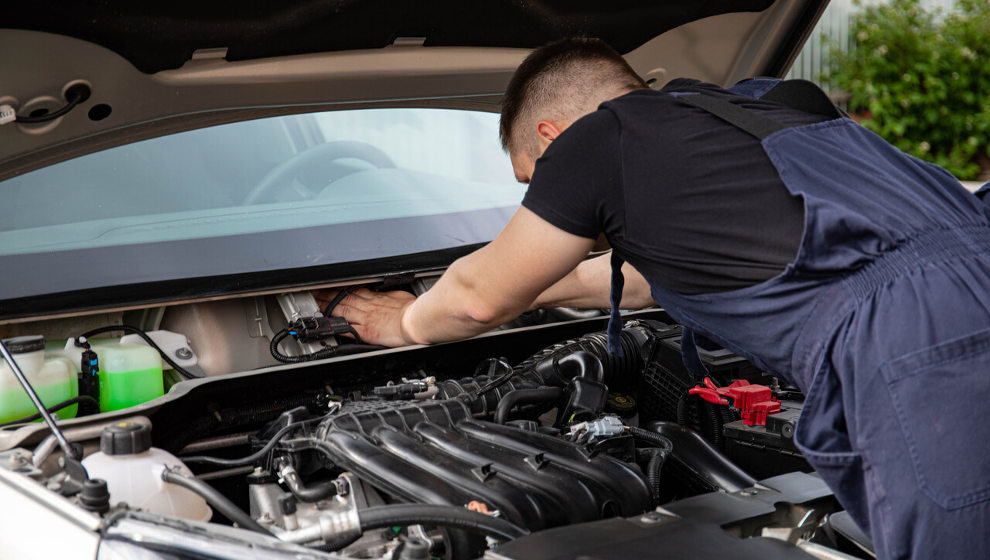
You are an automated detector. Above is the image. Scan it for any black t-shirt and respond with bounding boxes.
[521,78,826,295]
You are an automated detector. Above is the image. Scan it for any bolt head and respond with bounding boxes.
[641,511,664,523]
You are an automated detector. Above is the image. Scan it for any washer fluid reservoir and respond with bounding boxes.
[62,338,164,412]
[82,422,211,521]
[1,335,78,423]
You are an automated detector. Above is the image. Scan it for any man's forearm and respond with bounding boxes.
[333,207,599,347]
[400,253,535,345]
[532,252,655,310]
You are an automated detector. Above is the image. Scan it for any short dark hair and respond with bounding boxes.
[499,37,647,155]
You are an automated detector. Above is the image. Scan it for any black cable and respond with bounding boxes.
[0,395,98,428]
[270,328,383,364]
[321,286,366,343]
[15,84,90,124]
[474,372,514,397]
[472,359,516,398]
[628,426,674,451]
[79,325,203,379]
[15,98,80,124]
[182,421,305,467]
[323,285,360,317]
[270,329,335,363]
[161,467,274,536]
[637,447,668,506]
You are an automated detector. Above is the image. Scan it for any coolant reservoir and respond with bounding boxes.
[82,422,211,521]
[1,336,78,423]
[62,339,164,412]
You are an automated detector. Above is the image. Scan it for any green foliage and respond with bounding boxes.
[827,0,990,179]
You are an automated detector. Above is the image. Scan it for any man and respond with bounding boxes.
[332,38,990,559]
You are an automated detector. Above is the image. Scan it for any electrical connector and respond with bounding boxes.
[287,316,355,343]
[568,415,625,443]
[0,105,16,126]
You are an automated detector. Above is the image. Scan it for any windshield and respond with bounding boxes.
[0,108,524,302]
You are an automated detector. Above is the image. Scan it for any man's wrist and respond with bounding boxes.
[398,300,421,345]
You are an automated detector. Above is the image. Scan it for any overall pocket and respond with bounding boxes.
[794,359,869,528]
[881,327,990,510]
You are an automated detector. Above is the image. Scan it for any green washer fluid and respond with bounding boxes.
[1,336,78,423]
[0,380,78,423]
[98,368,164,412]
[94,343,164,412]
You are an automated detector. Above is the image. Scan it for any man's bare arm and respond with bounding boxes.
[333,206,595,346]
[532,252,655,310]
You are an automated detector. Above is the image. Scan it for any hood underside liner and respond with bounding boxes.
[7,0,773,73]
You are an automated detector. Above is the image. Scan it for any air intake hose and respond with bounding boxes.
[437,326,647,418]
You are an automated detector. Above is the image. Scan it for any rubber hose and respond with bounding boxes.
[161,467,274,536]
[440,328,643,419]
[182,421,308,467]
[280,467,338,502]
[516,330,642,387]
[358,504,528,541]
[322,504,528,553]
[493,387,563,424]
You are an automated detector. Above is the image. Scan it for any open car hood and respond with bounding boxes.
[1,0,827,180]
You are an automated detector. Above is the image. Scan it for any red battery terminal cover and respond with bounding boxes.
[688,378,781,426]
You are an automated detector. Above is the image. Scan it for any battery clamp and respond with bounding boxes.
[689,377,781,426]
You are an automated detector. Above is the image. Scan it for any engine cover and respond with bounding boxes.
[315,400,652,531]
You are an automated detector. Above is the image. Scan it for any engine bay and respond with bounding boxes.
[0,287,875,559]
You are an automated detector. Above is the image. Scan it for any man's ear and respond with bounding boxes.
[536,120,564,144]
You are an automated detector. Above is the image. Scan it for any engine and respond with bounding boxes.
[1,316,873,560]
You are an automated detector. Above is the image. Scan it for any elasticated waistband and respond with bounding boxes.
[844,224,990,299]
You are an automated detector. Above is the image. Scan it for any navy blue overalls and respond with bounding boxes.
[606,78,990,559]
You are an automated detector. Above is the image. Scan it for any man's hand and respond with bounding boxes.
[316,288,417,347]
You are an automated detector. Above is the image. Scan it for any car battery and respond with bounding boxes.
[722,398,812,479]
[637,320,763,424]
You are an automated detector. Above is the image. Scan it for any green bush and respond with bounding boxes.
[827,0,990,180]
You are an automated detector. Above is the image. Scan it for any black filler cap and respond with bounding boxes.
[605,392,638,419]
[2,335,46,354]
[100,421,152,455]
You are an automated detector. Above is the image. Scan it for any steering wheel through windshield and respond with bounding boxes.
[243,141,396,205]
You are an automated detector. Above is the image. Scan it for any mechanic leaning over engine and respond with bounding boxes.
[330,38,990,559]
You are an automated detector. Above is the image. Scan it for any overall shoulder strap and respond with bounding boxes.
[761,79,843,120]
[677,93,786,140]
[606,251,626,357]
[679,78,843,140]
